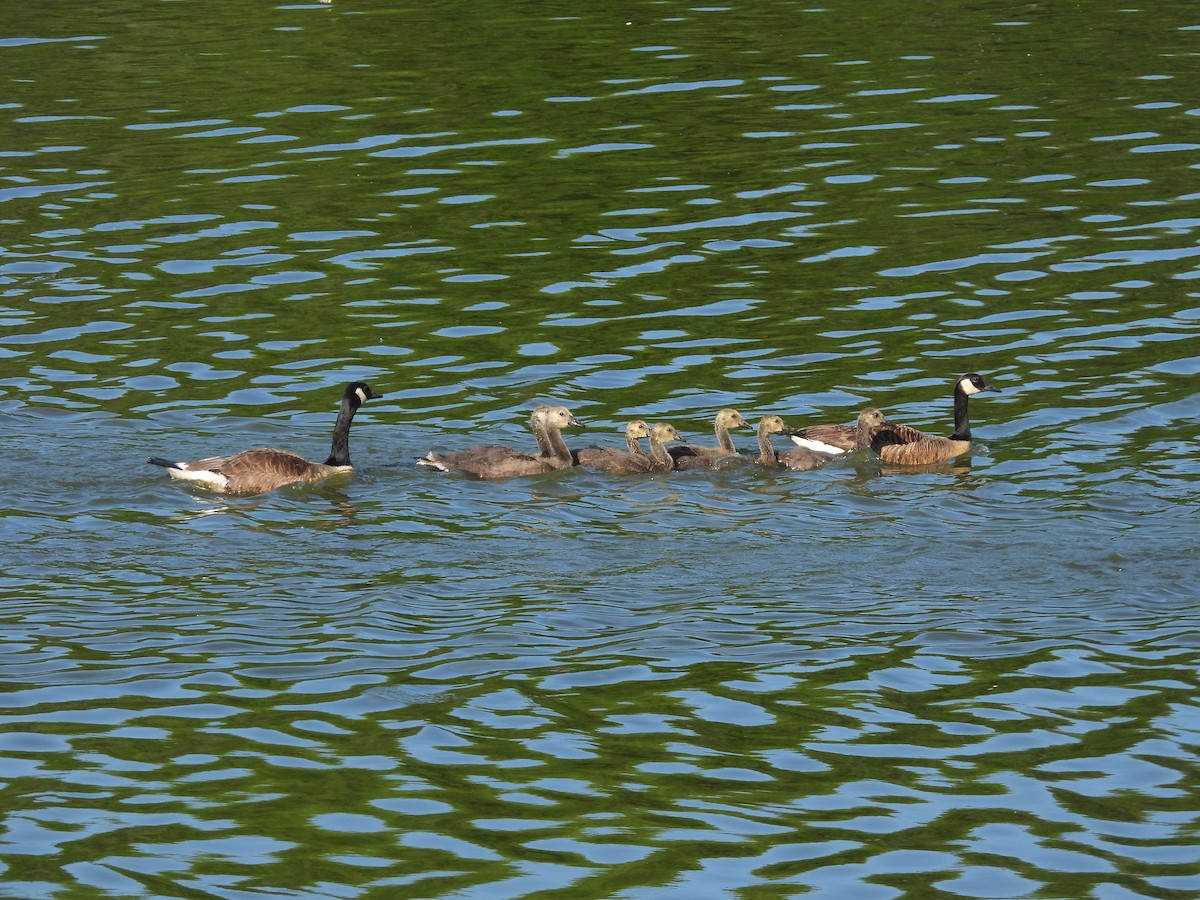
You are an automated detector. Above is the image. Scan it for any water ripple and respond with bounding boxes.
[1,0,1199,896]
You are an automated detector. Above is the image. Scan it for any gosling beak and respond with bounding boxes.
[568,414,584,428]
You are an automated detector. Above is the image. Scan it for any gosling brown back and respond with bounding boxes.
[418,405,583,478]
[575,420,657,473]
[670,408,750,469]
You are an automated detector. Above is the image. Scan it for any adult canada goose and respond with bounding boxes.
[760,408,890,471]
[418,405,583,478]
[147,381,382,494]
[865,373,1001,465]
[647,422,685,471]
[790,373,1000,461]
[574,420,657,474]
[669,408,750,470]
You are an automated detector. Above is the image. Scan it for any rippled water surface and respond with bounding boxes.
[2,1,1199,897]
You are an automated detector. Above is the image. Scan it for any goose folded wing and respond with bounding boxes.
[214,448,326,479]
[791,424,856,452]
[870,422,927,447]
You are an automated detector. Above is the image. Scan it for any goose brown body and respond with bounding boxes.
[148,381,381,494]
[647,422,684,471]
[867,373,1000,465]
[669,408,750,470]
[870,423,972,465]
[753,415,826,471]
[418,405,582,478]
[790,373,1000,464]
[787,421,860,454]
[754,409,888,471]
[574,420,657,474]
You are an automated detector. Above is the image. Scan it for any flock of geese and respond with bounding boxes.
[147,373,1000,495]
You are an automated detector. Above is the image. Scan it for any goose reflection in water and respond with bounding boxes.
[163,482,362,530]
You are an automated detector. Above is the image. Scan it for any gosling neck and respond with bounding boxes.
[647,435,675,470]
[714,418,737,453]
[531,413,553,457]
[543,424,574,464]
[855,416,877,450]
[755,422,779,467]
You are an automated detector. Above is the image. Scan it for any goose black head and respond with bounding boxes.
[346,381,381,406]
[957,373,999,396]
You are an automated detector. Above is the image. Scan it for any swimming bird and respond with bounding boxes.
[865,373,1001,464]
[148,381,382,494]
[574,420,657,474]
[418,405,583,478]
[790,373,1000,463]
[760,407,890,471]
[669,408,750,470]
[752,414,826,471]
[646,422,685,471]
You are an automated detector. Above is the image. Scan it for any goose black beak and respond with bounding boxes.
[981,384,1000,393]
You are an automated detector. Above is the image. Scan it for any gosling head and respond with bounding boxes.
[856,407,887,429]
[651,422,683,444]
[624,420,651,439]
[758,414,794,436]
[715,408,750,430]
[540,405,584,431]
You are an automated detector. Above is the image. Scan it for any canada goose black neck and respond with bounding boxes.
[949,373,998,442]
[323,381,381,467]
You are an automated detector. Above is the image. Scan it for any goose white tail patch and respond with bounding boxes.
[789,436,847,455]
[168,466,230,490]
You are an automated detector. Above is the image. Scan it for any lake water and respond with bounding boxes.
[2,1,1198,897]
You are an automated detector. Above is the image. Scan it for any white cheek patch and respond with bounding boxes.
[355,388,369,404]
[960,378,981,395]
